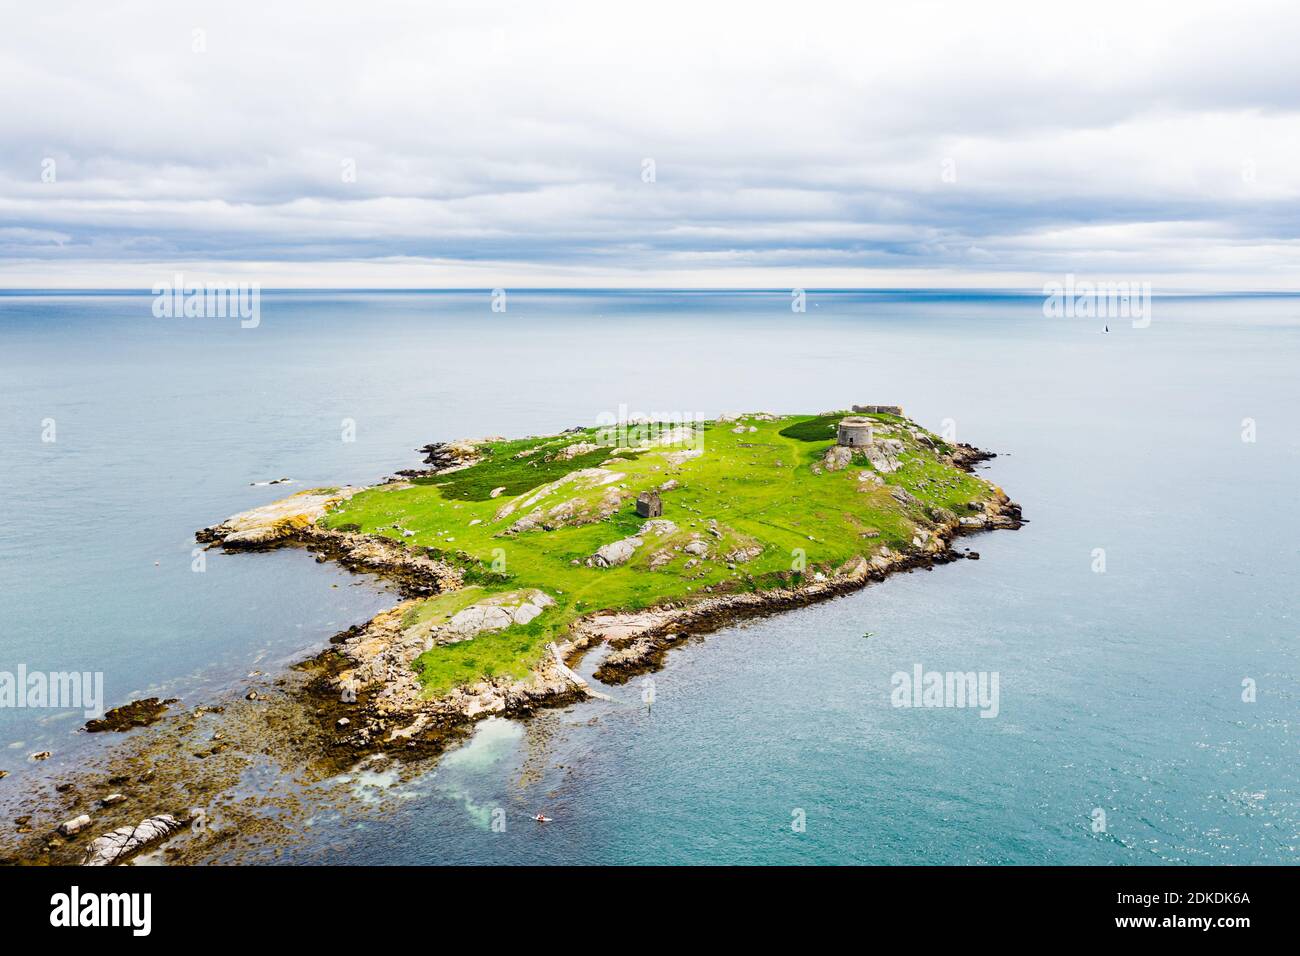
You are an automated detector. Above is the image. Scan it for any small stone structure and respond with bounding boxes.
[836,417,875,447]
[636,490,663,518]
[853,404,904,416]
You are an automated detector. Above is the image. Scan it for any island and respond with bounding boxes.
[199,406,1023,760]
[0,406,1023,866]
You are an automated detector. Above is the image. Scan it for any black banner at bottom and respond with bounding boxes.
[0,865,1283,941]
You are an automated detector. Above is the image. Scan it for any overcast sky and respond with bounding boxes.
[3,0,1299,288]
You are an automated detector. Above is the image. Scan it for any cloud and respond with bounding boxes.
[2,0,1300,287]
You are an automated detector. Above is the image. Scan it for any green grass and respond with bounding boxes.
[320,411,1001,696]
[778,413,844,442]
[426,433,641,501]
[413,620,554,691]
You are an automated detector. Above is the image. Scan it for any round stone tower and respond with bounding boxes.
[836,417,874,447]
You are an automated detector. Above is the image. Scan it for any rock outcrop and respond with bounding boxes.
[197,488,362,548]
[417,437,502,473]
[822,446,852,471]
[589,535,643,567]
[497,468,631,534]
[82,814,186,866]
[862,438,904,474]
[553,441,600,460]
[439,591,555,641]
[587,519,678,568]
[84,697,178,733]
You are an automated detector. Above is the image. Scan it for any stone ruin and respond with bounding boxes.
[853,404,904,416]
[832,411,905,474]
[836,417,875,447]
[636,490,663,518]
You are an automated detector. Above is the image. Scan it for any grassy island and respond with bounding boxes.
[297,410,1012,697]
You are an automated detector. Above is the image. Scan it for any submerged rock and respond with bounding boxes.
[84,697,178,733]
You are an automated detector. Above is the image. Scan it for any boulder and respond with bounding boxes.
[863,440,903,474]
[589,536,644,568]
[418,438,494,472]
[81,814,185,867]
[821,446,852,472]
[444,590,556,637]
[639,519,677,537]
[59,814,91,837]
[554,441,599,460]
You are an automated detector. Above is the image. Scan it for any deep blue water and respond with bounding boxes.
[1,290,1296,864]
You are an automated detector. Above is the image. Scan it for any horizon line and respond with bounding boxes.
[4,287,1300,296]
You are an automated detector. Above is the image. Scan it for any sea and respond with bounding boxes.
[1,289,1296,864]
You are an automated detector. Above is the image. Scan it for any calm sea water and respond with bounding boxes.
[1,290,1296,864]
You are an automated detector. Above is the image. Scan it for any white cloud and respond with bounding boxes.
[2,0,1299,287]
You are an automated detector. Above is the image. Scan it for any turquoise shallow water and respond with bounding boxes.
[1,290,1296,863]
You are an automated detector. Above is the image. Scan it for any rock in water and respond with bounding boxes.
[59,814,92,837]
[82,814,185,866]
[84,697,177,732]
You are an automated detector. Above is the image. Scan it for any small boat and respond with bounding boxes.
[533,813,552,823]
